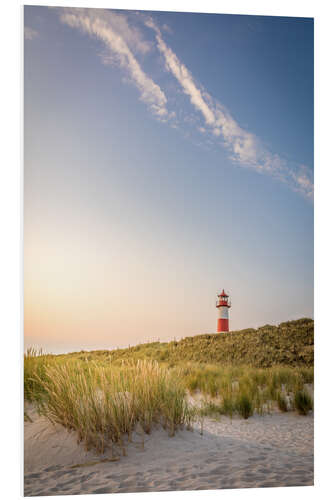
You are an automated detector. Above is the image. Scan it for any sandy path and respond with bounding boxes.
[24,407,313,496]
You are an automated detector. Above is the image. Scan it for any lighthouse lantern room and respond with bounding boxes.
[216,289,231,333]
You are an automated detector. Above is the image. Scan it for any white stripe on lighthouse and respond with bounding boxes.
[221,307,229,319]
[217,306,229,319]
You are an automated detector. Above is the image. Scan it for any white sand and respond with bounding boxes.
[24,404,313,496]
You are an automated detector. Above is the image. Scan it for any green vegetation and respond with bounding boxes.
[277,391,288,412]
[178,362,313,418]
[236,394,253,419]
[24,348,53,402]
[24,319,314,454]
[27,354,196,454]
[58,317,313,368]
[294,390,313,415]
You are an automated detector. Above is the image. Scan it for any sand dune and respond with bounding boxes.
[24,404,313,496]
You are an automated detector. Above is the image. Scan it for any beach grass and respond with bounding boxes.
[26,355,196,454]
[294,390,313,415]
[177,362,313,415]
[24,318,314,454]
[25,351,313,427]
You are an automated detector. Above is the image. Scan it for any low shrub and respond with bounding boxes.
[236,393,253,419]
[277,391,288,412]
[294,390,313,415]
[73,318,313,368]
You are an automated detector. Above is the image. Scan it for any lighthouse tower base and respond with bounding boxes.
[217,318,229,333]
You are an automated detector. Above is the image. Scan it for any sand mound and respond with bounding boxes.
[24,402,313,496]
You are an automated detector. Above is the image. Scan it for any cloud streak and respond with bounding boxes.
[57,9,312,200]
[145,17,313,200]
[60,9,169,119]
[25,26,38,40]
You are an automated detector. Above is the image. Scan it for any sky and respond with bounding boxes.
[24,6,314,354]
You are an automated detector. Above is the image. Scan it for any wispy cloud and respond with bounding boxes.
[59,8,169,119]
[56,8,312,200]
[145,17,313,200]
[24,26,38,40]
[162,23,173,35]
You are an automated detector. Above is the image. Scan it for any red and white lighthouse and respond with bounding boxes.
[216,289,231,333]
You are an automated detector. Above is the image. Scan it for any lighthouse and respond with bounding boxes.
[216,289,231,333]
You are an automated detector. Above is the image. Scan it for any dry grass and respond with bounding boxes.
[179,363,313,417]
[294,390,313,415]
[24,320,314,455]
[27,354,196,455]
[66,318,313,368]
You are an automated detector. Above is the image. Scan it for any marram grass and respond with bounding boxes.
[24,319,313,454]
[25,352,313,427]
[28,357,196,454]
[177,362,313,415]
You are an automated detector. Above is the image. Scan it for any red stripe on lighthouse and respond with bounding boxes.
[217,318,229,333]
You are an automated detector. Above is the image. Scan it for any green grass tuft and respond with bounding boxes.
[277,392,288,412]
[294,390,313,415]
[236,393,253,419]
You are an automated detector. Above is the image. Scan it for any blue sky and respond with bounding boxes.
[24,6,313,353]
